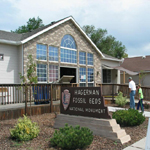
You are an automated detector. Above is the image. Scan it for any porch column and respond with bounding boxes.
[123,72,125,84]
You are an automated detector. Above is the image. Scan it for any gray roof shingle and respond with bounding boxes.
[0,16,70,42]
[0,30,22,41]
[120,56,150,72]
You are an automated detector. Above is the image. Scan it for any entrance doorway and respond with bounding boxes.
[60,67,76,83]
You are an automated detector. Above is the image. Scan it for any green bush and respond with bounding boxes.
[144,102,150,109]
[10,115,40,141]
[112,109,145,126]
[115,92,127,107]
[50,124,93,150]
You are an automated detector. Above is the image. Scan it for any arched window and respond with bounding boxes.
[61,34,76,49]
[60,35,77,63]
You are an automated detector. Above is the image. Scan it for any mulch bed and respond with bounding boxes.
[0,108,149,150]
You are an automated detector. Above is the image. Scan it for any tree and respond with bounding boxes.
[82,25,128,59]
[20,54,38,116]
[12,17,44,33]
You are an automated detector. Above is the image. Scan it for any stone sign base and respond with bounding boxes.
[54,114,131,144]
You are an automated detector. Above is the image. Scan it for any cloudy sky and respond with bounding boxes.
[0,0,150,57]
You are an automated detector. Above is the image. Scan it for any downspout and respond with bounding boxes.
[22,44,24,76]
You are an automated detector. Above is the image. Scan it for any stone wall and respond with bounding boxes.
[23,20,102,85]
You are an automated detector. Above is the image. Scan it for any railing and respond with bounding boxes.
[0,83,149,106]
[0,83,79,105]
[97,84,150,101]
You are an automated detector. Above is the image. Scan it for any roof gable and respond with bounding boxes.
[0,16,105,57]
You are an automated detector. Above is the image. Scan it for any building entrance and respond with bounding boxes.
[60,67,76,83]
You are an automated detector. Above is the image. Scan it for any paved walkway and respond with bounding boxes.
[108,106,150,150]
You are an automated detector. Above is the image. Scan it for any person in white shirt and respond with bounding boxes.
[129,77,136,109]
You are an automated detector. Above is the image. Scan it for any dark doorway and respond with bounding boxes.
[60,67,76,83]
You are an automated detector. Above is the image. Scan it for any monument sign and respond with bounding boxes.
[60,87,111,119]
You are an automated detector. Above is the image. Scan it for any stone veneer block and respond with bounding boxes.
[54,114,131,144]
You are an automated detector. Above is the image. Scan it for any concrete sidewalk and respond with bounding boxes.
[108,106,150,118]
[123,137,146,150]
[108,106,149,150]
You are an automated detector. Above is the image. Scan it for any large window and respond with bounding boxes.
[36,44,47,60]
[60,34,77,64]
[61,48,77,63]
[103,69,111,83]
[88,68,94,87]
[79,51,86,65]
[37,64,47,82]
[49,65,58,82]
[61,34,76,49]
[49,46,58,61]
[87,53,93,65]
[79,67,86,87]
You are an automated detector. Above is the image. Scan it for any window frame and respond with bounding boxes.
[37,63,47,83]
[79,51,86,65]
[36,44,47,61]
[60,34,77,64]
[87,53,93,66]
[79,67,86,87]
[102,69,112,83]
[49,64,59,83]
[88,68,94,87]
[49,46,59,62]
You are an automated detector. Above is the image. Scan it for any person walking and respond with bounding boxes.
[129,77,136,109]
[137,84,144,112]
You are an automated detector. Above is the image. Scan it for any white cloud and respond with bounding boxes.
[143,43,150,52]
[1,0,150,56]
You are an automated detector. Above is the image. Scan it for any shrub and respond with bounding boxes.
[112,109,145,127]
[10,115,40,141]
[144,102,150,109]
[115,92,127,107]
[50,124,93,150]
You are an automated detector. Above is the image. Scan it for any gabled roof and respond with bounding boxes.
[120,56,150,72]
[0,16,104,57]
[0,16,121,62]
[102,53,122,62]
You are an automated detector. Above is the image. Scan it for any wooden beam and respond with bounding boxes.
[50,84,53,113]
[123,72,125,84]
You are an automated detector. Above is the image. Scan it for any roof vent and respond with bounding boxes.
[51,21,55,25]
[142,56,146,59]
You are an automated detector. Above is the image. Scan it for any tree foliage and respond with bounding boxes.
[19,54,38,116]
[11,17,44,33]
[82,25,128,59]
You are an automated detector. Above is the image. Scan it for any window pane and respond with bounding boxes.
[61,48,77,63]
[61,34,76,49]
[80,83,86,87]
[79,67,86,82]
[88,83,94,87]
[37,63,47,82]
[88,68,94,82]
[87,53,93,65]
[79,51,86,65]
[49,46,58,61]
[49,65,58,82]
[36,44,47,60]
[103,69,111,83]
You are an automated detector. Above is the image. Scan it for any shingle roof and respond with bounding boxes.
[0,16,121,62]
[0,16,70,42]
[103,53,122,61]
[120,56,150,72]
[0,30,22,41]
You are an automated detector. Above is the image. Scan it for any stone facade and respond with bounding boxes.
[23,20,102,86]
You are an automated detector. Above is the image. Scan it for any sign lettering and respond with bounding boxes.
[61,87,111,119]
